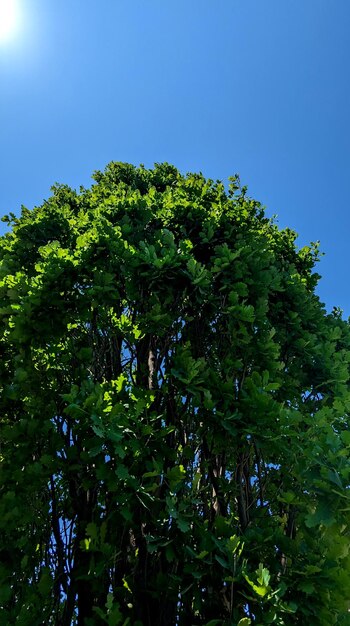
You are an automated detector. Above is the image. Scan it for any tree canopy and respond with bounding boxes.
[1,162,350,626]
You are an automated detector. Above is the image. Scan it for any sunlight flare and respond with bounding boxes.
[0,0,19,42]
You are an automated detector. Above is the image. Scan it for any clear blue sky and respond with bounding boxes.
[1,0,349,315]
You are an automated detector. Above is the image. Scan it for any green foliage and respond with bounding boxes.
[1,161,350,625]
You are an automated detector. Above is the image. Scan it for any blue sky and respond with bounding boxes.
[1,0,349,315]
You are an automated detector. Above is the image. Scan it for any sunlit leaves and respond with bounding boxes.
[1,162,350,625]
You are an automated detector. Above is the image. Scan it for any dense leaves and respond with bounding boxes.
[1,162,350,625]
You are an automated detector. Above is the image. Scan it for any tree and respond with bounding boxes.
[0,162,350,626]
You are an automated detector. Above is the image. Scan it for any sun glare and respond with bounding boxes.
[0,0,19,42]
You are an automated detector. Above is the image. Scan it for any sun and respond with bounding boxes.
[0,0,19,43]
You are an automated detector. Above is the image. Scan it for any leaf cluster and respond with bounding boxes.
[1,162,350,625]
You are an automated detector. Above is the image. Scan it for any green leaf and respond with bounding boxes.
[244,570,270,598]
[120,506,133,521]
[196,550,209,560]
[176,517,191,533]
[257,563,270,587]
[86,522,98,541]
[298,581,315,595]
[215,555,230,570]
[38,568,52,597]
[305,501,336,528]
[167,464,186,489]
[106,593,114,610]
[341,430,350,446]
[116,465,130,480]
[93,607,108,623]
[108,603,126,626]
[81,538,92,551]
